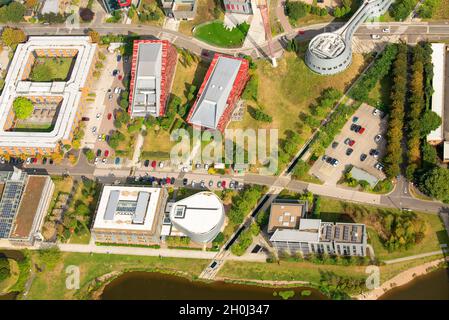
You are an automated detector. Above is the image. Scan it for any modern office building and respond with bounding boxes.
[186,54,249,132]
[270,218,367,256]
[305,0,394,75]
[223,0,253,14]
[128,40,178,118]
[168,191,225,243]
[267,199,308,233]
[162,0,198,20]
[0,36,98,156]
[91,186,168,245]
[0,167,54,246]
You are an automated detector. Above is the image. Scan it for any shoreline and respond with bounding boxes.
[355,257,448,300]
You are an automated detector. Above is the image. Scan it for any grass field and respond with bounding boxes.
[291,14,333,27]
[218,254,444,289]
[26,252,209,300]
[0,259,19,294]
[229,50,365,140]
[318,197,449,261]
[13,122,54,132]
[194,20,250,48]
[179,0,223,36]
[30,57,73,82]
[141,129,176,160]
[428,0,449,20]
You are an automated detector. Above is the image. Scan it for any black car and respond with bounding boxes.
[360,153,367,161]
[170,177,175,184]
[183,178,188,186]
[354,125,362,133]
[346,148,354,156]
[350,124,358,131]
[42,157,48,165]
[326,157,333,164]
[117,55,122,62]
[332,141,339,149]
[96,149,102,157]
[144,159,150,167]
[369,149,380,157]
[49,159,54,165]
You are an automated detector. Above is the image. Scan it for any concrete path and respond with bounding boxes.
[384,250,447,265]
[275,0,293,34]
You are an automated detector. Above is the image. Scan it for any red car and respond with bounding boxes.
[104,150,109,157]
[298,30,305,35]
[107,113,112,120]
[118,75,123,81]
[165,177,171,184]
[151,160,157,168]
[32,158,38,164]
[358,127,365,134]
[222,180,226,188]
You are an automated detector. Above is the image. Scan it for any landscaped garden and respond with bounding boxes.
[178,0,224,36]
[193,20,250,48]
[29,57,74,82]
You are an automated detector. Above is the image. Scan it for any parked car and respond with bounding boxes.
[331,141,339,149]
[358,127,365,134]
[114,157,121,165]
[374,162,384,171]
[217,181,222,188]
[191,180,196,188]
[42,157,47,165]
[373,109,380,116]
[204,163,209,170]
[326,157,333,164]
[104,150,109,157]
[322,155,329,161]
[350,124,358,131]
[49,159,54,165]
[346,148,354,156]
[97,134,102,141]
[382,27,390,33]
[331,158,339,167]
[229,181,235,189]
[183,178,188,186]
[200,180,205,188]
[92,126,97,133]
[81,117,90,121]
[94,157,99,164]
[360,153,367,162]
[151,160,157,168]
[352,116,359,123]
[26,157,31,164]
[102,158,107,164]
[170,177,175,184]
[33,158,37,164]
[159,161,164,168]
[96,149,102,157]
[107,113,112,120]
[371,34,381,40]
[118,75,123,81]
[166,177,171,184]
[208,180,214,188]
[374,134,382,143]
[144,159,149,167]
[96,113,101,119]
[117,55,122,62]
[222,181,226,188]
[112,69,118,76]
[344,138,355,146]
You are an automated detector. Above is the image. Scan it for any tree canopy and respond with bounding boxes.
[419,167,449,202]
[1,27,26,49]
[13,97,34,120]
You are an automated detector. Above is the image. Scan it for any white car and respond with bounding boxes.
[204,163,209,170]
[96,113,101,119]
[92,126,97,133]
[382,27,390,33]
[94,157,99,164]
[371,34,381,40]
[373,109,380,116]
[158,161,164,168]
[97,134,102,141]
[26,157,32,164]
[375,134,382,143]
[102,158,107,164]
[0,157,5,164]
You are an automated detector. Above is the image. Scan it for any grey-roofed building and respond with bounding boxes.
[92,185,168,245]
[349,167,379,188]
[187,54,250,132]
[131,43,162,117]
[128,40,178,118]
[270,219,367,256]
[162,0,198,20]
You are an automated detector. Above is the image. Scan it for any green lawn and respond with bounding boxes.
[178,0,223,36]
[30,57,74,82]
[194,21,250,48]
[12,122,54,132]
[318,197,449,261]
[26,252,209,300]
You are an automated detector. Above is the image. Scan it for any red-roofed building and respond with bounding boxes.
[128,39,177,117]
[186,54,249,132]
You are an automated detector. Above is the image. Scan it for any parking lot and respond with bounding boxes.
[309,103,387,185]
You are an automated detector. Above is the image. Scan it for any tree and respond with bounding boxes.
[0,255,10,282]
[79,8,94,22]
[419,167,449,202]
[285,0,309,20]
[1,27,26,49]
[13,97,33,119]
[292,160,310,179]
[420,110,441,137]
[88,30,100,43]
[0,2,25,23]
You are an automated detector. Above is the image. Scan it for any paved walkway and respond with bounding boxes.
[384,250,447,265]
[275,0,293,33]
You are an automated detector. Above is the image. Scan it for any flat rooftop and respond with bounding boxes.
[308,33,346,59]
[131,42,162,117]
[93,186,162,232]
[0,36,97,149]
[10,176,49,239]
[427,43,446,142]
[189,55,242,130]
[268,199,307,232]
